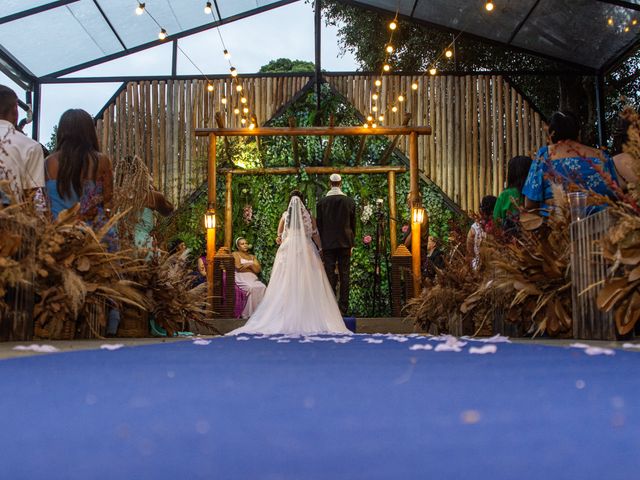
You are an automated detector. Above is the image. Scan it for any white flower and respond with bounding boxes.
[361,204,373,223]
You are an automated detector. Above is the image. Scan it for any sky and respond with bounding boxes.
[0,1,359,144]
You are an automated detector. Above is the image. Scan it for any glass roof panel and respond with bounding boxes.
[512,0,640,69]
[216,0,299,19]
[0,1,63,18]
[0,0,122,76]
[94,0,212,48]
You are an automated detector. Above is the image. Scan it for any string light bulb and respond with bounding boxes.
[625,25,630,32]
[158,28,167,40]
[607,17,614,26]
[236,85,243,92]
[207,83,214,92]
[383,64,391,72]
[372,105,378,112]
[445,49,453,58]
[135,2,145,15]
[204,1,212,14]
[485,1,494,11]
[363,123,369,129]
[372,123,378,128]
[386,45,394,53]
[375,79,382,87]
[249,123,256,130]
[234,107,240,115]
[367,115,373,122]
[633,19,638,26]
[398,95,404,102]
[378,115,384,122]
[240,97,247,104]
[429,67,437,75]
[411,82,418,90]
[392,106,398,112]
[221,97,227,105]
[241,118,247,125]
[243,107,249,114]
[389,20,397,30]
[230,67,238,77]
[223,49,231,60]
[372,93,379,100]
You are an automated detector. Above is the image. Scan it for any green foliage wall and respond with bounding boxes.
[171,86,458,316]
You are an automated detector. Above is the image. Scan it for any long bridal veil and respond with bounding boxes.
[229,196,350,335]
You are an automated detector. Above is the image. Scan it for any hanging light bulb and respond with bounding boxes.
[429,67,437,75]
[367,115,373,122]
[445,49,453,58]
[383,64,391,72]
[625,25,630,32]
[372,93,379,100]
[378,115,384,122]
[207,83,214,92]
[204,1,212,14]
[135,2,145,15]
[392,106,398,113]
[243,107,249,114]
[375,79,382,87]
[633,19,638,26]
[363,123,369,129]
[398,95,405,102]
[158,28,167,40]
[221,97,227,105]
[230,67,237,77]
[389,20,397,30]
[607,17,614,26]
[241,118,247,125]
[372,105,378,112]
[236,85,243,92]
[485,1,494,12]
[240,97,247,104]
[411,82,418,90]
[223,49,231,60]
[386,45,394,54]
[249,122,256,130]
[234,107,240,114]
[372,123,378,129]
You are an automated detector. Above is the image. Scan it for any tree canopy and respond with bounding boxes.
[259,58,315,73]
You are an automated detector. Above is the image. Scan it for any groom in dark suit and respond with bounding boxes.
[316,174,356,315]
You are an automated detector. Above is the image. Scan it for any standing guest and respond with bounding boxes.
[233,237,266,319]
[493,155,533,230]
[467,195,497,271]
[45,109,117,249]
[0,85,46,210]
[44,108,119,335]
[316,174,356,316]
[611,115,636,191]
[523,111,618,215]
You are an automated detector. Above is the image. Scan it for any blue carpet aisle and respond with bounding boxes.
[1,335,639,479]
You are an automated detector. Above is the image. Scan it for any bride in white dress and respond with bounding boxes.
[229,192,350,335]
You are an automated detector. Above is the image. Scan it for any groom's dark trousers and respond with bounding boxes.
[322,248,351,315]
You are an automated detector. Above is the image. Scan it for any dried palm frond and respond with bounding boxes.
[112,155,152,249]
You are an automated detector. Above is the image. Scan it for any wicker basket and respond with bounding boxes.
[117,305,149,337]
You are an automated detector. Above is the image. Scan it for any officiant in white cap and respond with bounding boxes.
[316,173,356,315]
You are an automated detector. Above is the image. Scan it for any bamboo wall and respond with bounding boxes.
[96,76,312,204]
[96,73,545,212]
[326,74,546,212]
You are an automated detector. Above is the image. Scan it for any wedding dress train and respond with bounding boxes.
[229,196,350,335]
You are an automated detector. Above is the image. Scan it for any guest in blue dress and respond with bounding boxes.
[45,109,118,251]
[523,111,619,216]
[45,108,120,334]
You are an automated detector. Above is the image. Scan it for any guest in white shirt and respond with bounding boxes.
[0,85,45,209]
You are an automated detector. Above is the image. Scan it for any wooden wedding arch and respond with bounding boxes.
[194,125,432,312]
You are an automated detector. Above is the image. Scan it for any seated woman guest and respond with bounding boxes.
[467,195,496,271]
[523,111,619,215]
[233,237,266,319]
[494,155,532,234]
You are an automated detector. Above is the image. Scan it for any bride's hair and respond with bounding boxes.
[289,189,304,204]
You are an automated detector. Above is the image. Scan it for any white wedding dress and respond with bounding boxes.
[229,196,350,335]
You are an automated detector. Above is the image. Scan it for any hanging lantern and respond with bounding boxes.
[204,207,216,229]
[412,203,425,224]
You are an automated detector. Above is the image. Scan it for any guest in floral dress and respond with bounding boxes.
[523,111,619,216]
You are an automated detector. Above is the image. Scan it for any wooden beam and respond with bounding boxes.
[379,113,412,165]
[195,126,432,137]
[218,166,407,175]
[207,133,217,313]
[388,171,397,252]
[225,172,233,250]
[409,131,422,297]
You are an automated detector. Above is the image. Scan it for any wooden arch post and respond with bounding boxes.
[196,125,432,315]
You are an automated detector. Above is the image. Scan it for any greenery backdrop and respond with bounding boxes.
[169,84,460,316]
